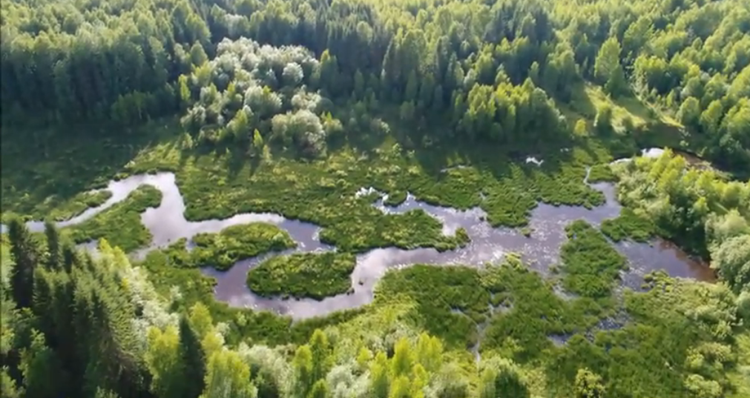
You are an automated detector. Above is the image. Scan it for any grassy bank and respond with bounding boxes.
[247,252,356,299]
[64,185,162,252]
[0,118,179,220]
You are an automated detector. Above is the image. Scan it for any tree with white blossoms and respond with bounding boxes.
[271,109,327,157]
[282,63,304,87]
[176,37,339,156]
[244,86,282,119]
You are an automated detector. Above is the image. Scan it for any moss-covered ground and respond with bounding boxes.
[247,252,356,299]
[63,185,161,252]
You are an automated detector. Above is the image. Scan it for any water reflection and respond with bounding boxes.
[0,154,715,319]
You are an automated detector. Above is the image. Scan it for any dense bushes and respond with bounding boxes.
[247,252,356,299]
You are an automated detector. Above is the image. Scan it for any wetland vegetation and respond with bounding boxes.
[64,184,162,252]
[1,0,749,397]
[247,252,357,300]
[164,223,297,270]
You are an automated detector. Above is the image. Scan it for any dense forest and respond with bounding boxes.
[1,0,750,397]
[2,0,750,169]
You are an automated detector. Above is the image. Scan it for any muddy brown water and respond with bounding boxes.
[1,158,715,319]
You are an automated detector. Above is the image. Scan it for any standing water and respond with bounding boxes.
[0,152,714,318]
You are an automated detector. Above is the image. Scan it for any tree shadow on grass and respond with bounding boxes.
[0,117,182,218]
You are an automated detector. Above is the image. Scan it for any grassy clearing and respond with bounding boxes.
[559,220,627,299]
[247,252,356,299]
[64,185,161,252]
[601,208,656,243]
[556,83,687,157]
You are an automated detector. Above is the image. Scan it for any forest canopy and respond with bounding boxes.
[2,0,750,170]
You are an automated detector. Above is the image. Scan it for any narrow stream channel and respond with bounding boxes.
[1,152,714,319]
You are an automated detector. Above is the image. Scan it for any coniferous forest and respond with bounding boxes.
[1,0,749,397]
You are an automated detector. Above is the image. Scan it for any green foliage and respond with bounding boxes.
[3,222,749,398]
[376,265,490,348]
[247,252,356,300]
[3,190,111,223]
[710,235,750,294]
[481,258,603,363]
[587,164,617,183]
[574,368,606,398]
[594,38,626,97]
[175,223,296,271]
[613,149,750,291]
[19,329,62,398]
[2,0,750,397]
[65,185,162,252]
[601,208,656,243]
[478,357,530,398]
[178,316,206,398]
[560,221,627,299]
[7,218,37,309]
[201,348,256,398]
[146,325,184,398]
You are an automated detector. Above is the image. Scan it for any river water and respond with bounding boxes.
[1,160,714,319]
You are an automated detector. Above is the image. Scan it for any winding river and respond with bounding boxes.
[1,153,714,319]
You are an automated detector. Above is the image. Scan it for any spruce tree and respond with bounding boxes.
[43,221,61,270]
[178,316,206,398]
[8,218,37,309]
